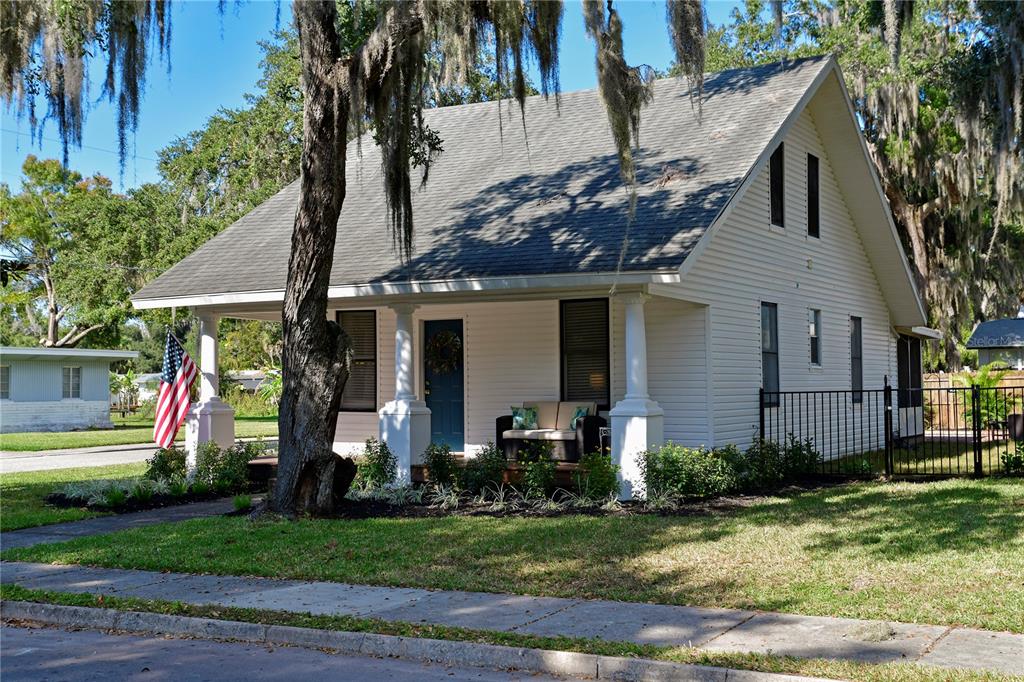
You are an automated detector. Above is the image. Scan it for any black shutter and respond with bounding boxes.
[807,154,819,238]
[338,310,377,411]
[770,143,785,227]
[561,299,610,409]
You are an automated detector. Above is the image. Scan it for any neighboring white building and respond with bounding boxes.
[0,347,139,433]
[131,56,937,496]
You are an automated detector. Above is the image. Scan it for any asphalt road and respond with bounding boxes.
[0,625,567,681]
[0,445,158,474]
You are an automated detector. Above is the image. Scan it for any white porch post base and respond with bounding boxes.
[609,398,664,500]
[379,399,431,485]
[185,398,235,471]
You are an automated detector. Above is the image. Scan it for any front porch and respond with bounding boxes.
[184,286,713,498]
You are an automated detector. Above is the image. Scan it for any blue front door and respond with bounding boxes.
[424,319,465,451]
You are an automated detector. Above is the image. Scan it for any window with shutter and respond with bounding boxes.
[560,299,610,410]
[850,316,863,403]
[337,310,377,411]
[761,303,780,406]
[807,154,819,238]
[769,143,785,228]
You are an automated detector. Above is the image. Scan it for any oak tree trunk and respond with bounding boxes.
[273,0,352,516]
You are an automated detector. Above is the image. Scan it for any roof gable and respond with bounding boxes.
[134,56,833,304]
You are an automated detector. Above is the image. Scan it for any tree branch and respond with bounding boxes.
[55,323,103,348]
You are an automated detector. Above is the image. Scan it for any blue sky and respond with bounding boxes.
[0,0,741,192]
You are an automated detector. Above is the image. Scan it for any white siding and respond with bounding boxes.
[673,107,896,451]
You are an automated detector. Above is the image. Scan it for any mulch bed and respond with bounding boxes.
[43,490,242,515]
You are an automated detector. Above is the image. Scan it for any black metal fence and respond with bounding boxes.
[760,380,1024,477]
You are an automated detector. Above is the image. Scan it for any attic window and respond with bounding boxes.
[769,143,785,228]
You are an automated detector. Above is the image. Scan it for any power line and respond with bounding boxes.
[1,128,161,163]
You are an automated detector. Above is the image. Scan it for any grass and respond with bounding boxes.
[0,415,277,452]
[6,478,1022,632]
[0,463,147,532]
[0,585,1013,682]
[843,439,1020,477]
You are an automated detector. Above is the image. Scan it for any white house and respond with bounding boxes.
[0,347,139,433]
[132,56,937,496]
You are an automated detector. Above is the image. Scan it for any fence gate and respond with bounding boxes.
[760,380,1024,478]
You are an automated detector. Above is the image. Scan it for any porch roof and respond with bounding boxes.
[133,56,833,309]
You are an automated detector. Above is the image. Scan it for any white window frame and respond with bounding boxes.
[808,308,822,368]
[62,366,82,400]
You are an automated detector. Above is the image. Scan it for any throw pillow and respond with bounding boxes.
[570,406,590,429]
[511,406,538,430]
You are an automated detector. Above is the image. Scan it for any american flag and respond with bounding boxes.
[153,332,198,448]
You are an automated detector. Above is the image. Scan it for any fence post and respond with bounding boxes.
[883,376,894,477]
[759,388,766,443]
[971,385,983,477]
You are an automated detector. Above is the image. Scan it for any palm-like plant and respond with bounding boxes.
[953,363,1020,427]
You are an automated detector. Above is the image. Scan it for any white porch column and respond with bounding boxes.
[379,304,431,484]
[185,312,235,470]
[609,293,663,500]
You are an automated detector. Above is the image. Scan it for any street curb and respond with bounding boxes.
[0,600,832,681]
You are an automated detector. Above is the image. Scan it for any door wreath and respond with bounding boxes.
[425,330,462,375]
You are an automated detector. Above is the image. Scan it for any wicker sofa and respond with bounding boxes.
[495,401,606,463]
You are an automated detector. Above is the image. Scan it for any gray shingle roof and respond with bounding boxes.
[967,319,1024,349]
[135,56,832,302]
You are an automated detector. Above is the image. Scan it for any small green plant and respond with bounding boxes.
[1000,446,1024,476]
[427,484,461,510]
[167,476,188,497]
[574,451,620,500]
[233,494,252,511]
[190,479,212,496]
[840,456,876,476]
[103,486,128,508]
[130,481,155,503]
[194,441,261,494]
[457,441,507,494]
[356,438,398,488]
[518,441,557,497]
[144,446,187,482]
[423,442,457,488]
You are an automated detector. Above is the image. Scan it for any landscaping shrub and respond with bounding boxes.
[233,494,252,512]
[194,441,262,494]
[356,438,397,488]
[574,451,620,499]
[640,443,736,500]
[144,446,187,481]
[167,476,188,497]
[1001,446,1024,476]
[457,441,507,494]
[423,443,457,487]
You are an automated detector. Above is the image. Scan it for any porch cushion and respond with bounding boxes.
[524,401,560,429]
[556,402,597,430]
[502,428,577,441]
[511,406,538,430]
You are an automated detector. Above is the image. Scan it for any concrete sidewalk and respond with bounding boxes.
[2,560,1019,675]
[1,498,242,550]
[0,438,278,473]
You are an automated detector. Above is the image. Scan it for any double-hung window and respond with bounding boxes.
[62,366,82,399]
[337,310,377,411]
[850,316,863,403]
[761,302,780,406]
[809,308,822,367]
[0,365,9,399]
[560,299,610,410]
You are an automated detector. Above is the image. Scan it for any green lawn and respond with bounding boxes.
[843,439,1019,477]
[0,463,147,532]
[6,478,1022,632]
[0,416,277,452]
